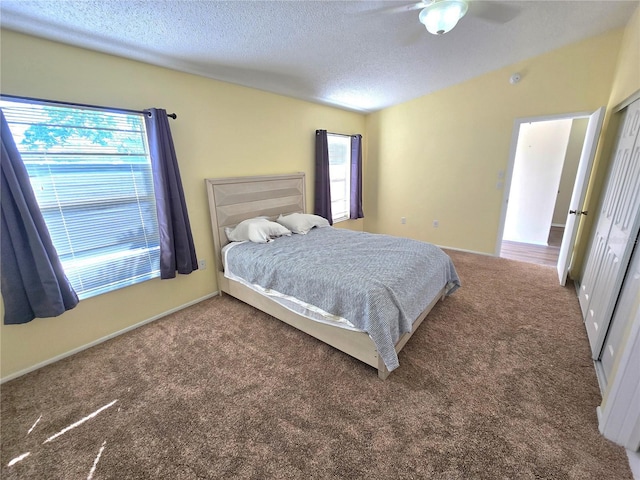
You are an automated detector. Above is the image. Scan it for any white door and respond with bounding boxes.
[601,239,640,383]
[557,107,605,285]
[579,99,640,358]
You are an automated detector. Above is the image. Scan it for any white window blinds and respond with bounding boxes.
[1,99,160,299]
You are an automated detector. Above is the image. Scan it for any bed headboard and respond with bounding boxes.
[205,173,306,272]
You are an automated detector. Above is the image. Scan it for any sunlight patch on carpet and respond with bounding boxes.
[28,414,42,434]
[43,399,118,444]
[87,440,107,480]
[7,452,30,467]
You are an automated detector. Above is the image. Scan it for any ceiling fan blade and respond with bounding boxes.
[468,1,521,24]
[387,1,429,14]
[362,1,428,16]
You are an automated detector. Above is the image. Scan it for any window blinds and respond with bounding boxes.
[1,99,160,299]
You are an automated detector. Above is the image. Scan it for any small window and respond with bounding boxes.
[1,98,160,299]
[327,134,351,223]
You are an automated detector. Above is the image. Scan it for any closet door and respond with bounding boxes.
[601,239,640,382]
[579,99,640,359]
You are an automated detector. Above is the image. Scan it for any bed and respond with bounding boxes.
[205,173,460,379]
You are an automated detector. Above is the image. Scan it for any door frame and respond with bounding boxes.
[495,111,595,257]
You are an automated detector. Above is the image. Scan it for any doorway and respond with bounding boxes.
[496,108,604,275]
[500,226,564,267]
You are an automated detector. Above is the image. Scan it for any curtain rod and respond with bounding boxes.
[0,94,177,119]
[326,132,354,138]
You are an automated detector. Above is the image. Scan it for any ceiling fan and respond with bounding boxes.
[419,0,468,35]
[385,0,521,36]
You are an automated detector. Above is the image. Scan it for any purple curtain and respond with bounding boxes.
[314,130,333,225]
[0,110,79,325]
[145,108,198,279]
[350,134,364,220]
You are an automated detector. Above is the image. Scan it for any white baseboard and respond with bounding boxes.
[1,292,219,384]
[437,245,495,257]
[594,360,607,395]
[628,449,640,479]
[573,279,582,297]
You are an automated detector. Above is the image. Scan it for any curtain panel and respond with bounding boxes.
[314,129,333,225]
[0,110,79,325]
[144,108,198,279]
[350,134,364,220]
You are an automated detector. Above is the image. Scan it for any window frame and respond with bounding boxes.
[326,133,352,224]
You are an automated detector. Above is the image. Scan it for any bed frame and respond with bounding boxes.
[205,173,446,379]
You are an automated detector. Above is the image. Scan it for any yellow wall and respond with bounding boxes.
[365,29,623,255]
[0,30,365,379]
[607,6,640,108]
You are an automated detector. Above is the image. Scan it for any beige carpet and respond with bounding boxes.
[0,250,632,479]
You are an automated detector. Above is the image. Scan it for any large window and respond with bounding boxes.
[327,133,351,223]
[1,98,160,299]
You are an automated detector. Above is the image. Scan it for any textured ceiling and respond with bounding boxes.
[1,0,638,112]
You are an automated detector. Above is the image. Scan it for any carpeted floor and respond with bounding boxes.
[0,250,632,479]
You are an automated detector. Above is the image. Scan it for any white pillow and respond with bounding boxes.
[276,213,330,234]
[225,217,291,243]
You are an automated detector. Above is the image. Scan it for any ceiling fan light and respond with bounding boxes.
[419,0,468,35]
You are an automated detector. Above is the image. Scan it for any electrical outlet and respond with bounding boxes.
[198,259,207,270]
[401,217,406,224]
[433,220,439,228]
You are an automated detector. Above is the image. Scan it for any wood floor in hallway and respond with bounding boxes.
[500,226,564,267]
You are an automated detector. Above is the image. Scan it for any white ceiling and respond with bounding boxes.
[1,0,637,113]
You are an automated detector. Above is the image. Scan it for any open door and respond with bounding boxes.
[556,107,605,285]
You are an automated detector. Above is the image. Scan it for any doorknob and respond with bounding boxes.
[569,210,588,216]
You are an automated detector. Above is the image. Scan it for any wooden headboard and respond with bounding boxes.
[205,173,306,272]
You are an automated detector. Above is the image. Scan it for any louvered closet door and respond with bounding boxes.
[579,99,640,359]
